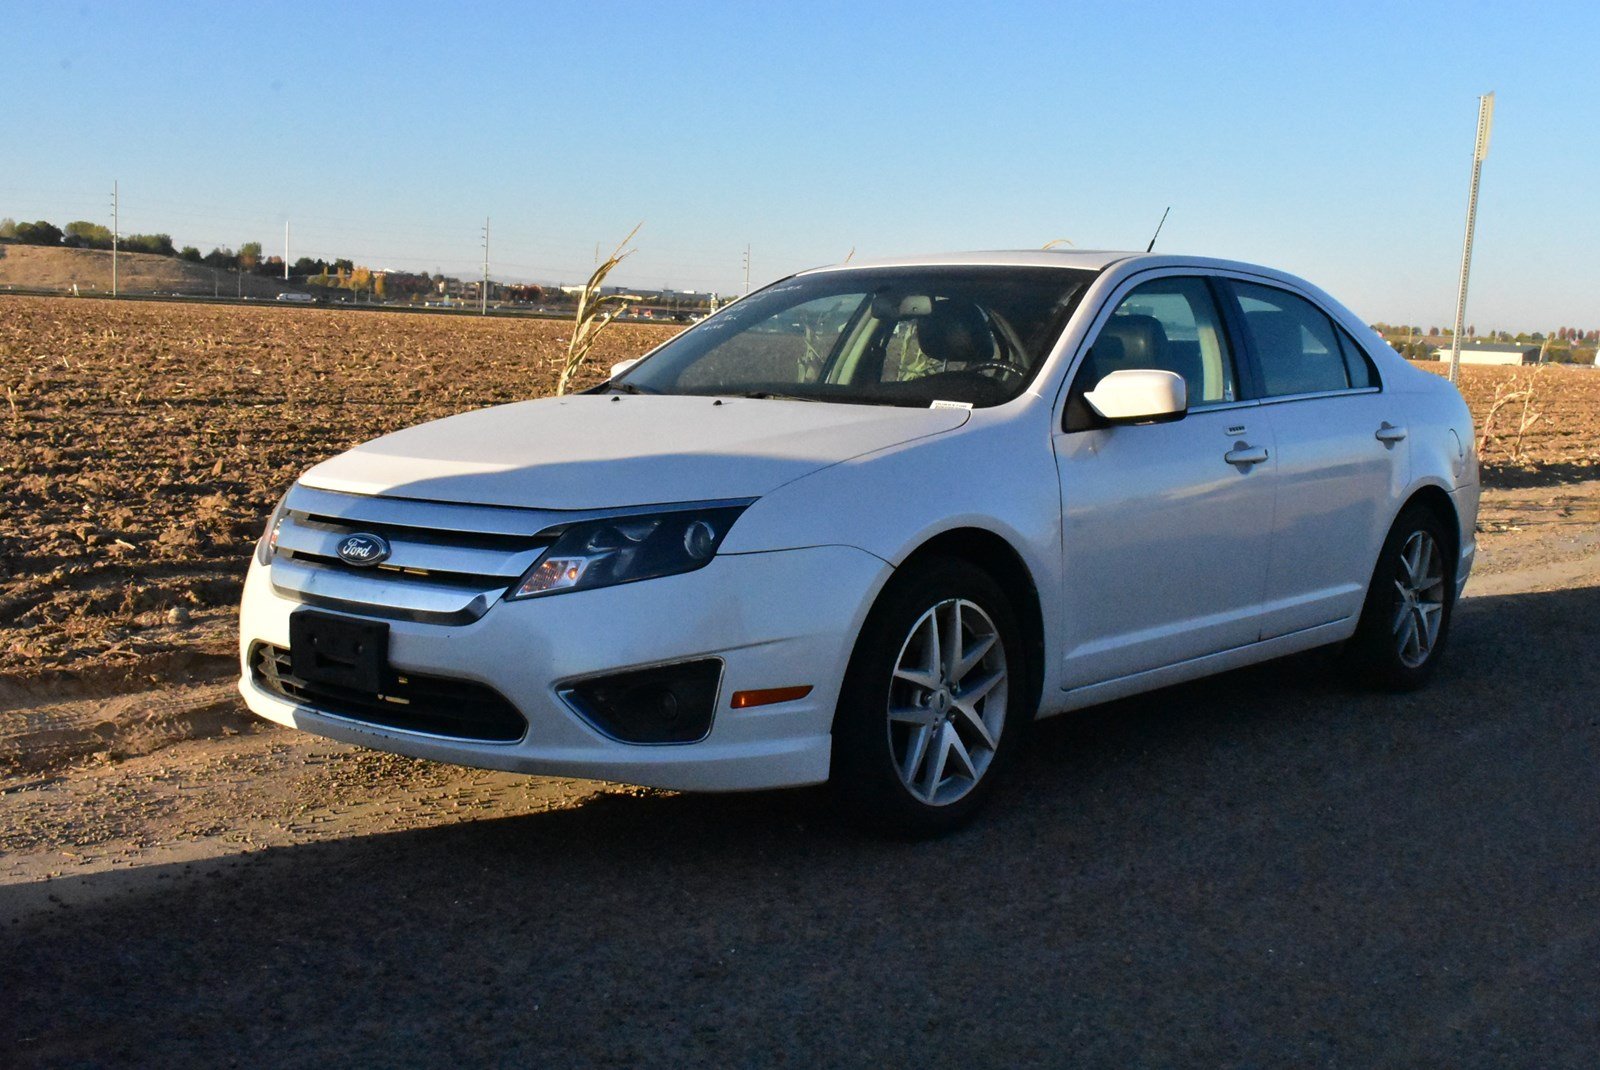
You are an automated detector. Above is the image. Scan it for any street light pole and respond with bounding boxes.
[1448,92,1494,386]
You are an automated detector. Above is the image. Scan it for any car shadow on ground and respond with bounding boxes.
[1481,461,1600,490]
[5,584,1599,1068]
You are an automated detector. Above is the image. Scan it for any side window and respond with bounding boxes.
[1232,283,1353,397]
[1072,277,1238,406]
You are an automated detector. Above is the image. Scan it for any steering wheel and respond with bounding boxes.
[966,360,1028,383]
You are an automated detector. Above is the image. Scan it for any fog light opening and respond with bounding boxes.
[561,659,722,745]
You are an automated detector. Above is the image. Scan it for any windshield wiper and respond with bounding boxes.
[735,390,819,402]
[606,381,659,395]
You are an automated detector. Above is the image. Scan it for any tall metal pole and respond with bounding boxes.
[1448,92,1494,386]
[284,221,291,280]
[110,180,119,298]
[743,244,750,295]
[481,217,490,315]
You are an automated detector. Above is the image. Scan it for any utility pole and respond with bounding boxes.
[742,244,750,295]
[1448,92,1494,386]
[110,181,119,298]
[481,217,490,315]
[284,221,291,280]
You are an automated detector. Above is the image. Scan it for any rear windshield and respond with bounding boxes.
[614,265,1096,407]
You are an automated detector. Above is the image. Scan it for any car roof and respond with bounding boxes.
[794,249,1296,281]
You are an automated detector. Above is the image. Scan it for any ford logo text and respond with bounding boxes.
[336,533,392,568]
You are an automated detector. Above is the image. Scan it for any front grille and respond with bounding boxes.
[267,485,561,624]
[251,643,527,743]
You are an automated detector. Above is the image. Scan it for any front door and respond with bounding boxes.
[1053,275,1278,689]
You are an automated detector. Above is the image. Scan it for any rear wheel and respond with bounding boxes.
[830,558,1028,836]
[1344,504,1456,690]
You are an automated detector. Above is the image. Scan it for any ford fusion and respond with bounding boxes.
[239,251,1478,833]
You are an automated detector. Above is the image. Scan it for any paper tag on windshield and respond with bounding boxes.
[929,399,973,411]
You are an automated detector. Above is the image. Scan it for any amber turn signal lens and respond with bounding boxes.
[729,685,813,709]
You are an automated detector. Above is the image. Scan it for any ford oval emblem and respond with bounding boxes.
[336,532,391,568]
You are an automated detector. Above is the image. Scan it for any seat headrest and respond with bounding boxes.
[1094,314,1169,370]
[917,300,991,365]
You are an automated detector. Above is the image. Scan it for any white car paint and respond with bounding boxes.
[299,393,969,510]
[239,250,1478,792]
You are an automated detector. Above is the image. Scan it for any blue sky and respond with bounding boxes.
[4,0,1596,329]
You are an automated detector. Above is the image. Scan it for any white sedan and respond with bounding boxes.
[239,251,1478,833]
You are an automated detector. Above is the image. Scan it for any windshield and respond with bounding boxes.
[613,265,1096,407]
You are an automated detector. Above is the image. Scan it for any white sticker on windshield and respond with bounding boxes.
[930,399,973,411]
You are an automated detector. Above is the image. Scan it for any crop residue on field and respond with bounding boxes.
[4,295,1599,684]
[0,296,678,679]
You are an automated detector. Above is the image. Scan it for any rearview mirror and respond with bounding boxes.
[609,358,640,379]
[1082,369,1187,425]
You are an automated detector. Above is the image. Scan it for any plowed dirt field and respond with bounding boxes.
[2,295,1596,684]
[0,296,678,680]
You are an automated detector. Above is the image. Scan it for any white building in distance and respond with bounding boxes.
[1430,342,1540,365]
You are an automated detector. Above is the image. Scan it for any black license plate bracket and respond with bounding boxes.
[289,611,389,693]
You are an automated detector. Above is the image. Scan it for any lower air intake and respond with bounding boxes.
[251,643,527,743]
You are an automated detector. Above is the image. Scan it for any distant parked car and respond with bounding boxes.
[276,292,315,303]
[240,251,1478,833]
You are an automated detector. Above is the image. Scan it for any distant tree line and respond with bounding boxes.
[1372,322,1597,365]
[0,214,565,305]
[0,217,176,256]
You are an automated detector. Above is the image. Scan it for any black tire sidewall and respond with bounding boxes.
[1347,504,1456,690]
[830,556,1029,836]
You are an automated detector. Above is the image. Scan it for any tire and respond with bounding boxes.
[830,556,1030,836]
[1344,503,1457,691]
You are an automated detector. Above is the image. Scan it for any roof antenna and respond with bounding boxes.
[1145,206,1171,253]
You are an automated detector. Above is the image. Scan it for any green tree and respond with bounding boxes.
[123,233,175,256]
[62,221,114,249]
[238,241,263,272]
[0,217,16,239]
[14,220,63,245]
[180,246,202,262]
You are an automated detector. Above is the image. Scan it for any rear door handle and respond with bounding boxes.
[1375,423,1408,444]
[1224,443,1269,467]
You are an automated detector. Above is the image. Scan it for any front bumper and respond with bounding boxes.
[238,544,891,791]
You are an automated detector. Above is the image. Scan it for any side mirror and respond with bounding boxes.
[1082,369,1187,425]
[609,358,640,379]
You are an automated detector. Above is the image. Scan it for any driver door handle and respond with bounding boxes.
[1224,443,1270,467]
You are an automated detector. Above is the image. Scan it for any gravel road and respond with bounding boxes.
[3,535,1598,1067]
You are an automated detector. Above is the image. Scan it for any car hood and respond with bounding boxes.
[299,394,970,510]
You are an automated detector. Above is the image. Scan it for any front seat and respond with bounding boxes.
[1084,314,1170,383]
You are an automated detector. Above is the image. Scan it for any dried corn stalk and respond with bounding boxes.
[556,224,640,396]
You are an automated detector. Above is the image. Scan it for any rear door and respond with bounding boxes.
[1221,280,1409,638]
[1053,274,1278,689]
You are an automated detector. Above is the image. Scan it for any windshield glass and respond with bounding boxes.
[613,265,1097,407]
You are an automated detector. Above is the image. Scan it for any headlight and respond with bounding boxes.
[507,504,749,600]
[255,491,291,566]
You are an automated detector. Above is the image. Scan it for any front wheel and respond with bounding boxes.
[1344,504,1456,690]
[830,557,1028,836]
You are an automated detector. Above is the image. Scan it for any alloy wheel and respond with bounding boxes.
[1393,530,1446,669]
[887,598,1008,806]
